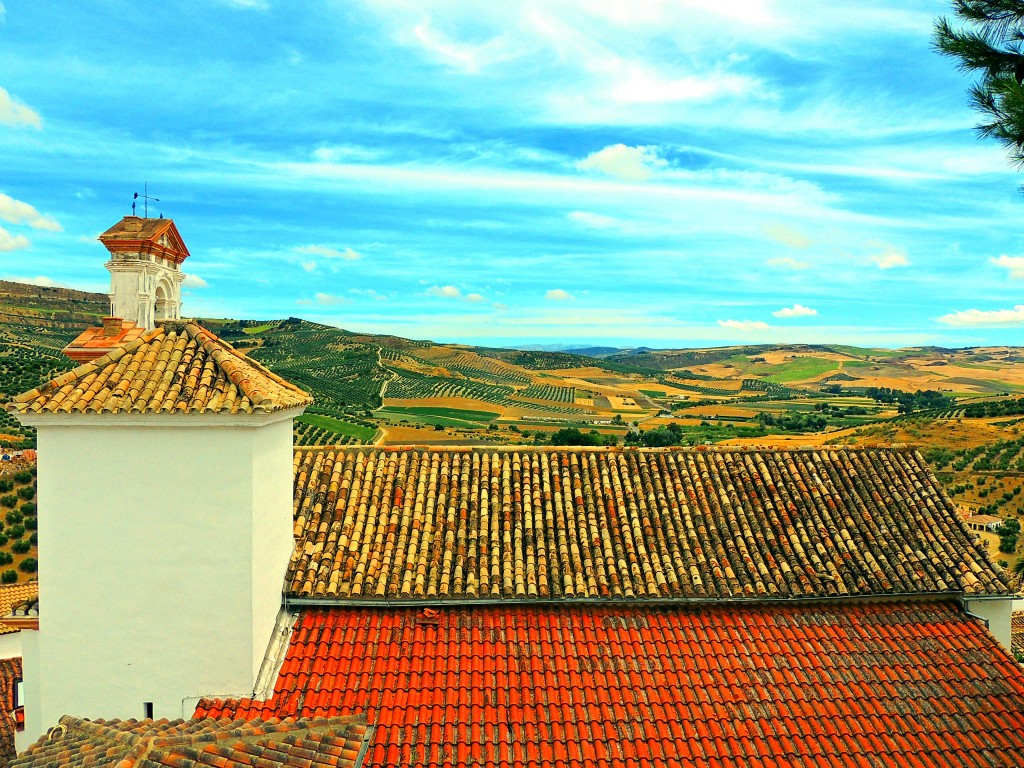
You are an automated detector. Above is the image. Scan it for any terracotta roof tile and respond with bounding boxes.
[1013,611,1024,658]
[0,584,38,618]
[196,601,1024,768]
[9,324,311,416]
[286,446,1010,600]
[0,658,20,766]
[12,715,370,768]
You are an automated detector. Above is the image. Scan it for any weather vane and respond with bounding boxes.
[132,183,160,218]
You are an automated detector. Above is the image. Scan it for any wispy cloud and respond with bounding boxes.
[576,144,665,182]
[545,288,574,301]
[0,87,41,129]
[991,255,1024,280]
[0,193,60,231]
[718,319,769,331]
[937,305,1024,327]
[773,304,817,318]
[295,244,361,260]
[314,292,347,306]
[764,224,812,250]
[0,225,30,252]
[767,257,811,270]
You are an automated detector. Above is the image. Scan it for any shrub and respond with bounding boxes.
[28,532,36,545]
[24,517,35,530]
[17,559,36,574]
[5,510,22,525]
[12,471,31,484]
[19,502,34,516]
[0,571,16,584]
[0,552,12,566]
[11,540,29,554]
[7,525,25,540]
[0,495,16,509]
[16,486,34,501]
[0,480,11,493]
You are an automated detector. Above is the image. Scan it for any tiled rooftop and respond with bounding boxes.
[12,714,370,768]
[0,658,20,766]
[9,323,312,415]
[197,601,1024,768]
[287,446,1010,600]
[1013,611,1024,658]
[0,583,38,635]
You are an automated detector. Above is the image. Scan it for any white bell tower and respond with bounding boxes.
[100,216,189,330]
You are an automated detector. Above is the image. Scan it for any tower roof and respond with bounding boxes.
[12,714,371,768]
[99,216,190,264]
[9,322,312,415]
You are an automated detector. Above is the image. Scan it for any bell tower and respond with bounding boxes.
[99,216,189,330]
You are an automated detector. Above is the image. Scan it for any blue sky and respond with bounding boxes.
[0,0,1022,348]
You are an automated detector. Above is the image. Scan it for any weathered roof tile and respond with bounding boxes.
[287,446,1011,600]
[12,715,370,768]
[9,324,311,416]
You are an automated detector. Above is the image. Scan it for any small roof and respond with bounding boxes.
[965,513,1002,525]
[9,322,312,416]
[63,320,148,363]
[197,601,1024,768]
[99,217,190,263]
[13,714,371,768]
[287,446,1011,600]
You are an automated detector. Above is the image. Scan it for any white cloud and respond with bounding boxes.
[545,288,574,301]
[182,274,208,288]
[718,319,769,331]
[0,193,61,231]
[301,261,317,273]
[612,69,759,104]
[295,298,313,306]
[223,0,268,9]
[764,224,812,250]
[991,255,1024,280]
[427,285,462,299]
[773,304,817,318]
[315,292,347,306]
[576,144,665,182]
[312,145,380,163]
[0,87,41,129]
[295,244,361,261]
[0,275,60,287]
[937,305,1024,327]
[867,243,910,270]
[766,257,811,270]
[465,293,485,302]
[567,210,623,228]
[0,225,30,251]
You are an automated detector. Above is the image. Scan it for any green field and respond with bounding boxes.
[639,389,666,397]
[296,413,378,441]
[242,323,276,335]
[380,405,499,422]
[761,357,840,383]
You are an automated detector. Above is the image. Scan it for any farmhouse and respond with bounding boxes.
[6,216,1024,767]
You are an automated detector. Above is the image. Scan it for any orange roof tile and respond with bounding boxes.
[63,320,148,363]
[13,714,370,768]
[9,323,311,415]
[196,601,1024,768]
[286,446,1010,600]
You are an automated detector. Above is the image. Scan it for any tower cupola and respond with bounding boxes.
[99,216,190,330]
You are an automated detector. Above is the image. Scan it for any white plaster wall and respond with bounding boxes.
[0,632,21,660]
[248,419,295,681]
[965,597,1014,652]
[107,268,142,324]
[27,414,296,738]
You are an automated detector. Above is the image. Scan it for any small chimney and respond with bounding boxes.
[102,317,123,337]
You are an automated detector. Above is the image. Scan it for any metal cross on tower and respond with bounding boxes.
[132,183,160,218]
